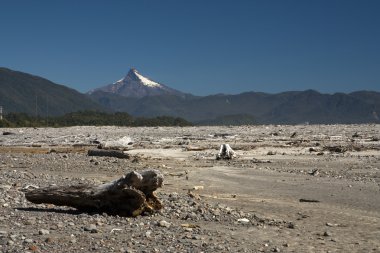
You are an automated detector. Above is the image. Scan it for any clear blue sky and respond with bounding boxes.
[1,0,379,95]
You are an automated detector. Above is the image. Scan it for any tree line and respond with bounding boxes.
[0,111,192,127]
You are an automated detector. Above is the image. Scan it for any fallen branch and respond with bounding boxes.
[185,146,207,151]
[25,169,163,217]
[299,198,320,203]
[88,149,130,159]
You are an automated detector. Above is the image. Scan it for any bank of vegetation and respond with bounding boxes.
[0,111,192,127]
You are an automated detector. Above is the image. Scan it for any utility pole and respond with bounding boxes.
[0,106,3,120]
[46,95,49,127]
[35,94,38,118]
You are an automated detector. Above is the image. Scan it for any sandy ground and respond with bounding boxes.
[0,125,379,252]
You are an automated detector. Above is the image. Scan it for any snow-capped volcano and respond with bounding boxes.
[89,68,185,98]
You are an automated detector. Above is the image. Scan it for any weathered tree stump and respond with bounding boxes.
[25,169,164,217]
[216,144,236,160]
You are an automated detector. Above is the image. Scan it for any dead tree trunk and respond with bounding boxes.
[25,169,163,217]
[216,144,236,160]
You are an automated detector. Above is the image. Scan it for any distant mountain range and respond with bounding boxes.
[89,89,380,124]
[1,67,379,124]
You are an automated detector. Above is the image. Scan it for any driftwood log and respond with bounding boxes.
[25,169,163,217]
[88,149,130,159]
[216,144,236,160]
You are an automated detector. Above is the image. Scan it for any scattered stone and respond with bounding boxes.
[158,220,171,228]
[45,237,53,243]
[308,169,319,176]
[38,229,50,235]
[237,218,250,224]
[145,230,152,238]
[84,224,98,233]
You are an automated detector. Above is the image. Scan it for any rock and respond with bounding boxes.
[38,229,50,235]
[45,237,53,243]
[326,222,339,227]
[308,169,319,176]
[0,185,12,190]
[158,220,171,228]
[323,231,332,237]
[237,218,250,224]
[84,224,98,233]
[10,234,18,241]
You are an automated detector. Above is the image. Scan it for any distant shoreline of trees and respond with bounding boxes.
[0,111,192,128]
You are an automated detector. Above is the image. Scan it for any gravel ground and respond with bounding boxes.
[0,125,379,252]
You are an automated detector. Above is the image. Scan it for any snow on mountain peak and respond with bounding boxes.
[113,69,162,88]
[89,68,185,98]
[127,68,162,87]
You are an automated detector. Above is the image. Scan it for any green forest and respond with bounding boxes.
[0,111,192,128]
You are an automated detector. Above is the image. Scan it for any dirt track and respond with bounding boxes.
[0,125,379,252]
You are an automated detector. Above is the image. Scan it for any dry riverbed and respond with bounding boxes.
[0,125,379,253]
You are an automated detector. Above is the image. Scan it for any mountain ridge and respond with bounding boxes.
[89,89,380,124]
[1,67,379,124]
[0,67,105,116]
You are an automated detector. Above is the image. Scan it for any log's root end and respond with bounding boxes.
[146,192,163,211]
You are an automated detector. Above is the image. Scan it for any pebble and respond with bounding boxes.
[84,224,98,233]
[39,229,50,235]
[158,220,171,228]
[237,218,250,224]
